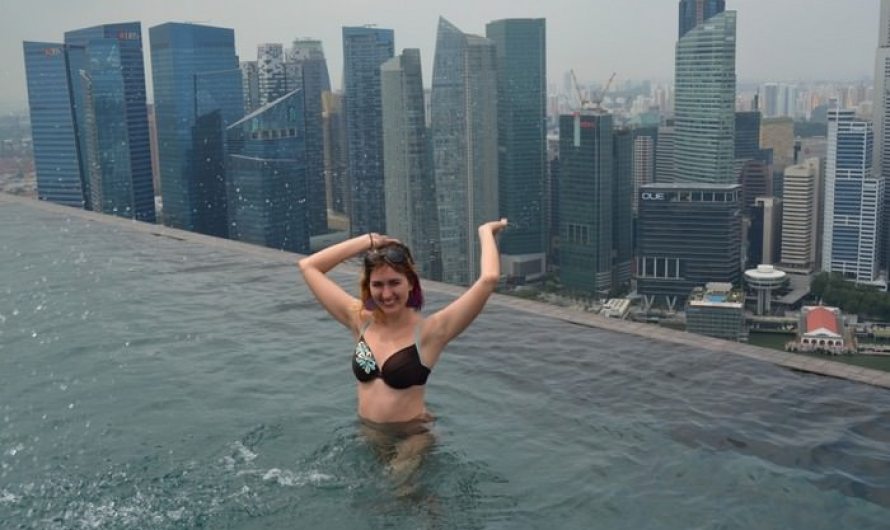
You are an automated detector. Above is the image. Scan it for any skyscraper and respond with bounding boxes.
[287,39,331,236]
[780,158,821,273]
[678,0,726,38]
[612,127,634,289]
[822,109,882,284]
[655,124,676,182]
[761,83,779,118]
[431,17,499,285]
[673,10,736,184]
[486,18,547,281]
[322,91,348,217]
[225,89,309,253]
[342,26,394,236]
[23,22,156,221]
[381,49,441,280]
[149,22,242,237]
[23,41,87,208]
[874,0,890,268]
[636,183,742,309]
[240,61,260,114]
[749,196,782,266]
[557,110,614,296]
[257,43,286,106]
[64,23,155,222]
[632,127,657,212]
[734,111,761,161]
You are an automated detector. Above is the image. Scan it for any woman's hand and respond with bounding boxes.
[369,232,401,250]
[478,218,508,236]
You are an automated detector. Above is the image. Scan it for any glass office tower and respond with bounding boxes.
[23,22,155,221]
[149,23,242,237]
[342,26,394,236]
[64,23,155,222]
[557,110,614,296]
[225,90,309,253]
[678,0,726,38]
[485,18,547,280]
[822,109,882,284]
[23,41,87,208]
[431,17,499,286]
[673,10,736,184]
[287,39,331,236]
[636,183,742,309]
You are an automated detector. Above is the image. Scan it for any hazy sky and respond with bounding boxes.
[0,0,881,108]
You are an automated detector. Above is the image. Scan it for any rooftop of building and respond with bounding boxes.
[687,282,744,308]
[803,305,841,336]
[640,182,740,190]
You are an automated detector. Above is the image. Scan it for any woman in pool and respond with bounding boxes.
[298,218,507,475]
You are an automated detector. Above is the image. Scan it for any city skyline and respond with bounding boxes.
[0,0,881,110]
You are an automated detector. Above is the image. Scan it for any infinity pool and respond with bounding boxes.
[2,198,889,529]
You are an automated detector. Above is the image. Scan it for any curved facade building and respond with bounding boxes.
[673,10,736,184]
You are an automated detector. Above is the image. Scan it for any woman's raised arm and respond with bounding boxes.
[424,219,507,355]
[298,233,384,329]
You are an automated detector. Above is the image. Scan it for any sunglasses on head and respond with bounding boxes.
[364,245,414,268]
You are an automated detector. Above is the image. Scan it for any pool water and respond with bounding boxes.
[2,199,890,529]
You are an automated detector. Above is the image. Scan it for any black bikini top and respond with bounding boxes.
[352,321,431,389]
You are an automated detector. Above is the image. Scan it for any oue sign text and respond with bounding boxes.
[641,192,665,201]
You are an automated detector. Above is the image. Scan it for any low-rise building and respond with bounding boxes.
[685,282,747,342]
[791,305,854,354]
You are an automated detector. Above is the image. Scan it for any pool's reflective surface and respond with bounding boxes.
[2,200,889,529]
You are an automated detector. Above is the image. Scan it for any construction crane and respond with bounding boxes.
[591,72,617,110]
[569,69,590,110]
[569,69,616,112]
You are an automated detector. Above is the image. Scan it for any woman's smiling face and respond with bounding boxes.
[368,264,412,313]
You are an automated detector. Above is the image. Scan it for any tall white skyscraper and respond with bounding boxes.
[633,133,656,212]
[780,158,821,273]
[822,109,882,284]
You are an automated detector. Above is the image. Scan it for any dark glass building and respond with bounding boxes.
[486,18,547,279]
[23,22,156,221]
[342,26,394,236]
[558,111,614,296]
[225,89,309,253]
[734,111,761,160]
[287,39,331,236]
[613,128,634,290]
[678,0,726,38]
[66,23,155,222]
[149,22,243,237]
[636,183,742,309]
[23,41,87,208]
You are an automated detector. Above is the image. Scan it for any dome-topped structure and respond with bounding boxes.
[744,264,787,315]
